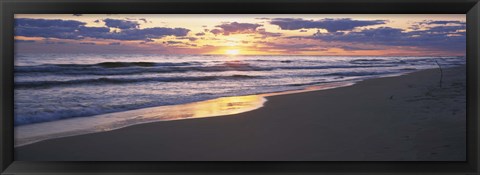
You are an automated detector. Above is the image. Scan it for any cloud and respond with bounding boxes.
[210,29,223,35]
[109,42,121,45]
[417,25,465,34]
[255,42,327,53]
[15,18,190,41]
[43,40,67,44]
[419,20,465,25]
[73,14,83,17]
[177,37,198,41]
[410,20,465,30]
[270,18,386,32]
[15,18,85,28]
[143,39,155,42]
[15,39,36,43]
[78,26,110,33]
[211,22,262,35]
[16,26,85,40]
[139,18,148,23]
[195,32,205,36]
[164,41,183,45]
[314,27,404,43]
[272,43,320,50]
[139,40,154,45]
[103,18,139,29]
[256,28,282,38]
[79,42,96,45]
[137,39,155,44]
[339,45,378,51]
[99,27,190,40]
[15,18,98,40]
[310,25,465,52]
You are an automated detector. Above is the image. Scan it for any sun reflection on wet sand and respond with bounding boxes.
[15,94,267,147]
[148,95,267,121]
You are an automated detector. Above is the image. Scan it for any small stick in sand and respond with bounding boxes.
[434,59,443,88]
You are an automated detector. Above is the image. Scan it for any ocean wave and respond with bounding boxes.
[58,61,196,68]
[15,107,112,126]
[15,75,260,89]
[15,63,399,76]
[349,59,406,65]
[278,65,396,70]
[15,61,276,75]
[324,71,395,77]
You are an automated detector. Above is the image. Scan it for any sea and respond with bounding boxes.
[14,54,466,127]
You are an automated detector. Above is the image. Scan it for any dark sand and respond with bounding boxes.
[16,66,466,161]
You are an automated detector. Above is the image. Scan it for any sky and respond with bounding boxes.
[14,14,466,56]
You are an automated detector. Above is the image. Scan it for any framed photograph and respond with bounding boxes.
[1,0,479,174]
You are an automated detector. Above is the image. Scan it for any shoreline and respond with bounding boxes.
[14,80,355,147]
[16,66,466,160]
[14,68,416,147]
[13,68,437,147]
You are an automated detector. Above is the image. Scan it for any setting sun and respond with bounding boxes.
[225,49,240,55]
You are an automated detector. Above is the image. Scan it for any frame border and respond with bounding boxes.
[1,0,479,174]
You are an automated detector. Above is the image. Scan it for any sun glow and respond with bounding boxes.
[225,49,240,55]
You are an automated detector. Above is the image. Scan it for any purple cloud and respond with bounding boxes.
[420,25,465,34]
[109,42,121,45]
[256,28,282,38]
[15,18,85,28]
[177,37,198,41]
[165,41,183,45]
[419,20,465,25]
[43,40,67,45]
[211,22,262,35]
[339,45,377,51]
[311,26,465,52]
[270,18,386,32]
[79,42,96,45]
[86,27,190,41]
[210,29,223,35]
[15,39,36,43]
[103,18,139,29]
[15,18,190,41]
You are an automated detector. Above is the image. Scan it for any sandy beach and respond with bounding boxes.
[15,66,466,161]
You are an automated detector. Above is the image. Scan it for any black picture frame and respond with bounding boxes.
[1,0,479,174]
